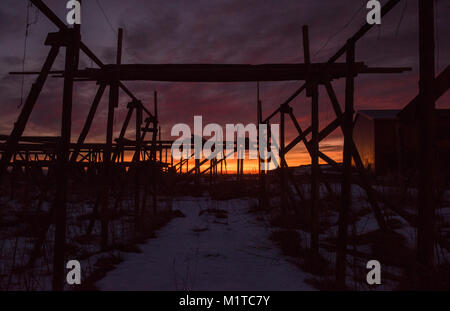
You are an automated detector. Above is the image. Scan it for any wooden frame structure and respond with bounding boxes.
[0,0,442,290]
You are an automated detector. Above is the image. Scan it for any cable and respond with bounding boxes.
[19,2,39,108]
[95,0,117,35]
[94,0,138,63]
[395,0,408,37]
[435,1,440,71]
[314,2,366,58]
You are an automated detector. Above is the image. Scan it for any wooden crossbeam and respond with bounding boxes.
[75,63,410,83]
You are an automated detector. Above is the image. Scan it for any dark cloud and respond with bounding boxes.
[0,8,24,37]
[0,0,449,164]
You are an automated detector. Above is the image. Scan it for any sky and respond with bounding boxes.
[0,0,449,171]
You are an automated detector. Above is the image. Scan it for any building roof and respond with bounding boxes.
[357,110,401,120]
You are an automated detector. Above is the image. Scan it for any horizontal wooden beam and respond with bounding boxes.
[74,63,410,83]
[0,135,60,143]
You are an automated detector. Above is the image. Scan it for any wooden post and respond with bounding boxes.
[236,152,240,180]
[73,0,81,68]
[280,106,287,210]
[150,91,158,162]
[257,82,262,176]
[210,159,213,185]
[310,84,319,254]
[0,45,59,180]
[116,28,123,66]
[135,101,142,223]
[71,84,106,162]
[159,126,162,162]
[101,83,116,250]
[303,24,319,253]
[101,28,122,250]
[336,40,355,288]
[417,0,436,275]
[53,28,77,291]
[303,25,312,97]
[152,91,158,212]
[165,147,168,166]
[195,158,200,185]
[111,104,134,162]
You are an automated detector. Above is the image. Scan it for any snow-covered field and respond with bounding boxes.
[97,197,315,291]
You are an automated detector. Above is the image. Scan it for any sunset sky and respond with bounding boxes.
[0,0,449,171]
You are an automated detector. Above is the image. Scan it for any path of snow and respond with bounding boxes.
[97,197,314,291]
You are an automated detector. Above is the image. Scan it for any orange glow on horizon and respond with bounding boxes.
[113,137,344,174]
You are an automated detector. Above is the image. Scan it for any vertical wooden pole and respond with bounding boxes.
[209,159,213,185]
[310,84,319,254]
[417,0,436,275]
[72,0,81,69]
[303,24,319,252]
[101,28,122,250]
[71,84,106,162]
[0,46,59,180]
[257,82,262,176]
[303,25,312,98]
[195,158,200,185]
[111,103,133,162]
[53,29,77,291]
[135,101,142,223]
[116,28,123,65]
[336,40,355,288]
[280,106,287,210]
[159,126,162,162]
[236,151,240,180]
[151,91,158,162]
[165,144,168,164]
[152,92,158,212]
[101,83,116,250]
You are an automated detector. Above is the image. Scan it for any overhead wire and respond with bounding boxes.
[395,0,408,37]
[95,0,138,63]
[20,1,39,108]
[314,2,366,58]
[435,1,440,71]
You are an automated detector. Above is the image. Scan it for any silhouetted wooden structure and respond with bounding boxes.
[0,0,445,290]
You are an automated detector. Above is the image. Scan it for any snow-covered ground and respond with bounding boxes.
[97,197,314,291]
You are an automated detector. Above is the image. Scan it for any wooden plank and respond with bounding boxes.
[53,29,77,291]
[71,83,106,162]
[310,85,319,253]
[0,46,59,179]
[77,63,370,82]
[417,0,436,271]
[336,41,355,288]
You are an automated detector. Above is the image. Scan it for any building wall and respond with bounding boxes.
[354,110,450,176]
